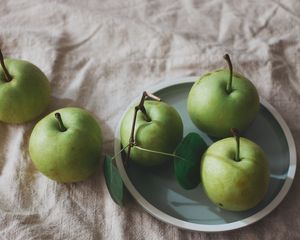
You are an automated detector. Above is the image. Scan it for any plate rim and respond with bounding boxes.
[114,77,297,232]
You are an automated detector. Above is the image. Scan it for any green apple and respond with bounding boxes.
[120,100,183,167]
[187,54,259,137]
[0,50,50,123]
[201,132,269,211]
[29,107,102,183]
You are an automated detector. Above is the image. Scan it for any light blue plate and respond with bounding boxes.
[114,77,297,232]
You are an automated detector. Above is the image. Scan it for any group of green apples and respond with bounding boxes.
[0,49,269,212]
[0,50,102,183]
[120,54,269,211]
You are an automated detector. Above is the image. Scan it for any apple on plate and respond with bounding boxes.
[29,107,102,183]
[201,129,269,211]
[187,54,259,137]
[120,100,183,167]
[0,49,51,123]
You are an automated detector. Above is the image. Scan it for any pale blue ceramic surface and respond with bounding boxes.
[115,78,296,231]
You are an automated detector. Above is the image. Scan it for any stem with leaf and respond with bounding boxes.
[133,145,187,162]
[0,49,12,82]
[125,91,161,165]
[112,144,129,161]
[113,91,191,167]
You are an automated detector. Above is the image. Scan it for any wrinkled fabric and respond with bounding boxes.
[0,0,300,239]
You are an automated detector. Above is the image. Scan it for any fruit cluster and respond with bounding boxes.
[0,50,102,183]
[119,54,269,212]
[0,50,269,212]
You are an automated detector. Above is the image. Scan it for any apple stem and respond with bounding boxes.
[223,53,233,93]
[231,128,240,162]
[55,112,67,132]
[133,145,186,161]
[125,91,161,166]
[111,144,130,166]
[0,49,12,82]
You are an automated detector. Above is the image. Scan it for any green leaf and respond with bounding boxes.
[103,155,125,206]
[174,133,208,190]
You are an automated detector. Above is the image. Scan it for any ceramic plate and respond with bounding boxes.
[114,77,297,232]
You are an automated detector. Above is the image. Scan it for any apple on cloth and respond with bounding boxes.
[187,54,259,138]
[29,107,102,183]
[201,128,270,211]
[0,49,50,123]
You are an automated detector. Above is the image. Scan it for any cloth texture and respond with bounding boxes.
[0,0,300,239]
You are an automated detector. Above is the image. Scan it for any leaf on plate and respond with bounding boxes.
[174,133,208,190]
[103,155,125,206]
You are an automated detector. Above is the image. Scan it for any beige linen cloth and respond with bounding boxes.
[0,0,300,239]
